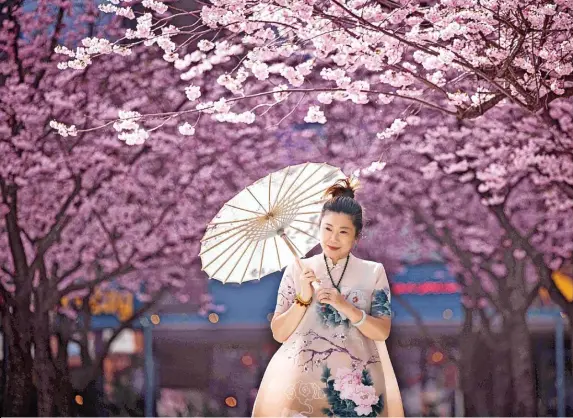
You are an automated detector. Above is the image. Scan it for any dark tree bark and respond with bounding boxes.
[2,310,34,417]
[508,315,536,416]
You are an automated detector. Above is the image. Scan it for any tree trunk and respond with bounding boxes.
[53,332,74,416]
[491,342,512,416]
[33,311,56,416]
[459,309,491,416]
[508,315,536,416]
[2,309,35,417]
[460,337,492,416]
[1,314,6,412]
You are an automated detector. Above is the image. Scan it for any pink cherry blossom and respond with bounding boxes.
[304,106,327,124]
[53,0,573,144]
[185,85,202,101]
[178,123,196,136]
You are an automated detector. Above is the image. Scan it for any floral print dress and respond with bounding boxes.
[252,253,403,417]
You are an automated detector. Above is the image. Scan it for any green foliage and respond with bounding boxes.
[371,289,391,317]
[361,368,373,386]
[316,303,349,327]
[321,365,331,383]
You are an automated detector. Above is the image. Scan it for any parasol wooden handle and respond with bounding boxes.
[279,231,321,291]
[278,232,304,271]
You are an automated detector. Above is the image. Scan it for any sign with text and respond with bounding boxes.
[61,288,135,321]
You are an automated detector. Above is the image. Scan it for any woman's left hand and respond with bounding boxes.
[316,287,347,309]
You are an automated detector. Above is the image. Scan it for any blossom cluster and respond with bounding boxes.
[332,368,379,416]
[55,1,573,142]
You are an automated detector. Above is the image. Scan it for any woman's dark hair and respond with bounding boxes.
[320,176,363,237]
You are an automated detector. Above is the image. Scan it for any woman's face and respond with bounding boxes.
[319,211,357,261]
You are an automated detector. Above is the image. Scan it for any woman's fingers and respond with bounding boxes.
[316,289,333,300]
[301,269,316,283]
[317,288,343,305]
[302,268,315,277]
[318,294,330,303]
[317,288,336,296]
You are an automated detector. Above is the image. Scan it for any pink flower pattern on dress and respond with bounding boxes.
[348,385,378,416]
[333,368,362,399]
[326,367,382,416]
[354,404,373,416]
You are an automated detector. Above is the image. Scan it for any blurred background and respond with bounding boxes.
[1,0,573,417]
[3,259,570,416]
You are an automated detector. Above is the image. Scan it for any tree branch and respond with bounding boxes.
[391,292,457,365]
[32,6,66,89]
[80,287,168,390]
[45,263,135,313]
[457,93,506,119]
[93,210,122,265]
[29,175,82,275]
[0,283,14,308]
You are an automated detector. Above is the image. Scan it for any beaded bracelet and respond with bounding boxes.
[295,294,312,307]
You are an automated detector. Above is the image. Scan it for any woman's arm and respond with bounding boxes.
[270,263,317,343]
[270,302,311,343]
[336,302,391,341]
[316,262,392,341]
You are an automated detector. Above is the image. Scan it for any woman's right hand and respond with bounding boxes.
[299,266,317,300]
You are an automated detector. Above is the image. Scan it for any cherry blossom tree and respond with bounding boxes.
[405,99,573,309]
[402,100,573,416]
[272,94,573,415]
[368,104,573,416]
[53,0,573,144]
[0,1,293,415]
[6,2,571,416]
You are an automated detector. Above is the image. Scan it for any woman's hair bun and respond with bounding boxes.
[324,176,360,200]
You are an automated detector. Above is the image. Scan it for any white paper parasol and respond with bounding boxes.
[200,162,346,283]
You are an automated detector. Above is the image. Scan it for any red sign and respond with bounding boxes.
[392,282,460,295]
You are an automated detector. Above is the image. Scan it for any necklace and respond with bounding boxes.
[324,253,350,291]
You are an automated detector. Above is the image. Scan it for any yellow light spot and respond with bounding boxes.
[208,313,219,323]
[75,395,84,405]
[442,309,453,320]
[242,354,253,366]
[432,352,444,363]
[552,271,573,302]
[225,396,237,408]
[150,314,160,325]
[538,287,551,304]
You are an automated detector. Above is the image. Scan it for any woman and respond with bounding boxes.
[252,178,403,417]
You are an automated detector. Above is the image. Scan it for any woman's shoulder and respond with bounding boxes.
[285,254,322,273]
[299,253,323,268]
[295,253,384,272]
[351,254,383,271]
